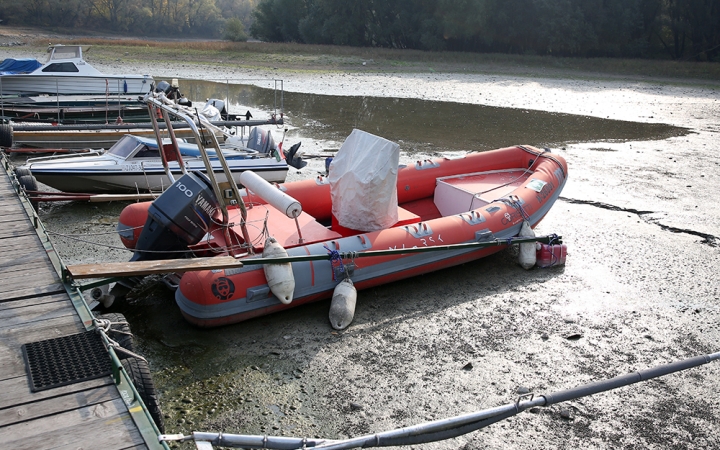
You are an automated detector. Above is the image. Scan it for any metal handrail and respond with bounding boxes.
[144,94,253,255]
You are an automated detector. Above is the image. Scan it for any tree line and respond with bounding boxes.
[1,0,718,61]
[251,0,719,61]
[0,0,257,39]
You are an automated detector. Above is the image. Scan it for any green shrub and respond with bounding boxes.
[224,18,248,42]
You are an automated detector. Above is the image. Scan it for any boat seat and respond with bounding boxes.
[434,169,531,217]
[330,206,421,237]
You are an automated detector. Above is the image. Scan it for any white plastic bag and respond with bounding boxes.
[329,129,400,232]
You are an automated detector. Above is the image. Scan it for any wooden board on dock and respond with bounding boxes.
[66,255,244,279]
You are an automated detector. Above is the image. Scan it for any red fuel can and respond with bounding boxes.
[536,243,567,268]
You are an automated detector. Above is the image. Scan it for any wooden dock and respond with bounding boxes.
[0,157,166,449]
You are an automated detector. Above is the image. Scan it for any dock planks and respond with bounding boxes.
[0,166,158,449]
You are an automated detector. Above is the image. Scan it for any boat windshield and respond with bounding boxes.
[107,136,142,158]
[49,46,81,61]
[132,145,161,159]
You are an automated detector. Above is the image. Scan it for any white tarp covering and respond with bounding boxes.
[329,129,400,232]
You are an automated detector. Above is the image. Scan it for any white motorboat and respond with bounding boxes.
[0,44,153,96]
[19,131,303,194]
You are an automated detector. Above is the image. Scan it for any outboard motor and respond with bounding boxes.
[131,171,221,261]
[247,127,275,154]
[154,80,173,95]
[206,99,228,118]
[285,142,306,169]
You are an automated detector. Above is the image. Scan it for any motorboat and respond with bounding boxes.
[112,98,568,329]
[20,132,298,193]
[0,93,149,124]
[3,113,284,150]
[18,94,302,193]
[0,79,192,126]
[0,44,153,96]
[0,81,283,149]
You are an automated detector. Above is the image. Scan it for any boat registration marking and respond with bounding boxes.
[122,164,142,172]
[389,234,443,250]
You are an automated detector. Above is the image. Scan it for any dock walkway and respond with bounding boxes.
[0,157,164,449]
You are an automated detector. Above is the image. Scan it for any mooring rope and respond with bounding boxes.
[93,317,147,362]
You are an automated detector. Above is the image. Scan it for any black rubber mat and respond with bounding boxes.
[22,330,112,392]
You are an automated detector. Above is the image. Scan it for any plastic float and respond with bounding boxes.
[116,103,569,328]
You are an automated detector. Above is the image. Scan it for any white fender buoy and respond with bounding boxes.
[518,220,537,270]
[329,278,357,330]
[263,237,295,304]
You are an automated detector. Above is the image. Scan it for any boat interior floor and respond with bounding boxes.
[188,168,531,256]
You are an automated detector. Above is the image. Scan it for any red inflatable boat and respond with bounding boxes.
[117,136,568,328]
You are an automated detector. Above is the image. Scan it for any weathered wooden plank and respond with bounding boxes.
[0,383,119,427]
[0,234,43,251]
[0,252,57,269]
[0,375,111,409]
[0,201,29,210]
[0,189,19,196]
[0,219,33,229]
[0,258,58,276]
[0,206,34,218]
[0,296,76,329]
[0,282,66,301]
[0,188,23,196]
[0,233,43,247]
[0,350,29,382]
[0,271,63,292]
[0,222,37,239]
[0,216,34,226]
[0,397,146,450]
[0,293,70,312]
[0,203,30,214]
[0,253,56,270]
[0,261,56,277]
[0,303,80,334]
[0,268,63,290]
[67,255,244,279]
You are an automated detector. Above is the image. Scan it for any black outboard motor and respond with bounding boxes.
[154,80,173,95]
[154,80,186,102]
[131,172,221,261]
[247,127,275,154]
[284,142,306,169]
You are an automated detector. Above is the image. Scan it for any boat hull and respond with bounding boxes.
[0,74,153,96]
[30,162,289,193]
[172,145,569,327]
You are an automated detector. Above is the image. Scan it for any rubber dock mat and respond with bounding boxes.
[22,330,112,392]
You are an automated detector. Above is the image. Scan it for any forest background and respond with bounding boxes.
[1,0,719,62]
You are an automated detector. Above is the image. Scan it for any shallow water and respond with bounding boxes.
[175,79,688,153]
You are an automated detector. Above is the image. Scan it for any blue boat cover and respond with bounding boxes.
[0,58,42,75]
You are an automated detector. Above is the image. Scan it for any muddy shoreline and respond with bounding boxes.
[2,34,720,449]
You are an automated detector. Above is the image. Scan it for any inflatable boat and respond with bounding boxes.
[116,127,568,328]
